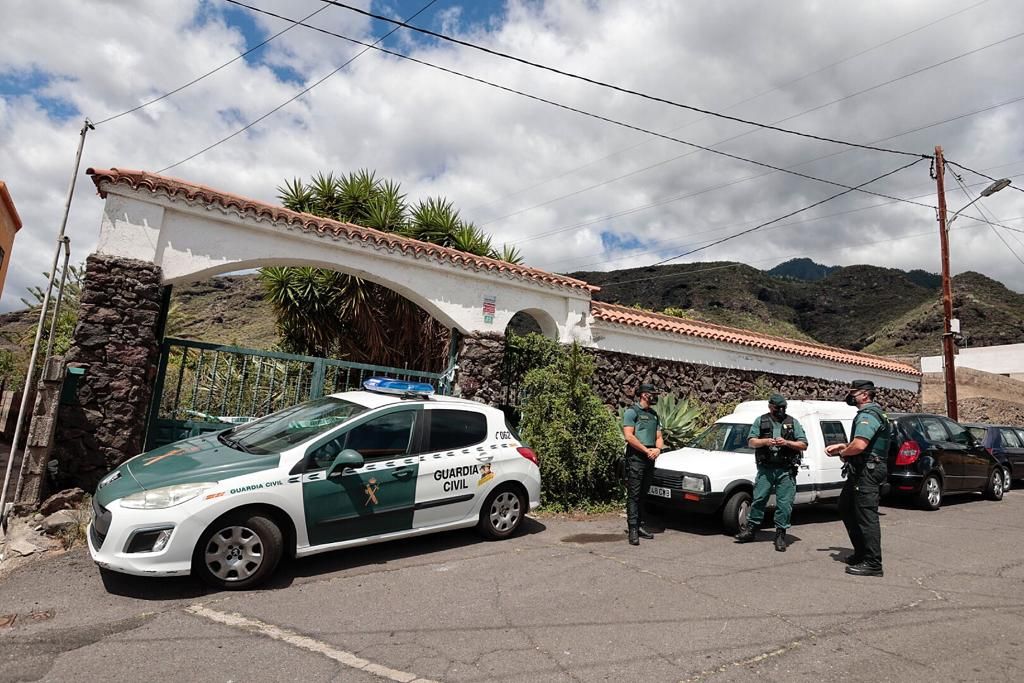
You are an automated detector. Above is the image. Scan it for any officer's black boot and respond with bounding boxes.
[637,525,654,540]
[774,528,787,552]
[735,523,755,543]
[628,527,640,546]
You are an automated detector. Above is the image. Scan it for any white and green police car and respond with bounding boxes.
[88,379,541,589]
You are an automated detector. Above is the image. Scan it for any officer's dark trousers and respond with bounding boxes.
[837,463,887,568]
[626,449,654,529]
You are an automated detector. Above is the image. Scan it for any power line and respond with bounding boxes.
[599,158,927,285]
[505,91,1024,246]
[463,0,992,216]
[158,0,440,173]
[951,172,1024,266]
[537,168,1024,272]
[482,18,1022,228]
[315,0,933,159]
[945,158,1024,194]
[93,3,332,126]
[221,1,935,212]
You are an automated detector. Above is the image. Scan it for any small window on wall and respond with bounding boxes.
[820,421,848,447]
[428,409,487,451]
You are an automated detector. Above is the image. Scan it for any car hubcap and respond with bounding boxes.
[995,472,1004,497]
[926,478,940,507]
[738,500,750,527]
[1004,469,1012,491]
[205,525,263,581]
[489,492,521,533]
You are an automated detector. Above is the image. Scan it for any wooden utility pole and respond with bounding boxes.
[934,145,958,421]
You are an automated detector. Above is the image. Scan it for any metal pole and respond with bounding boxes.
[44,237,72,362]
[934,145,958,421]
[1,119,92,525]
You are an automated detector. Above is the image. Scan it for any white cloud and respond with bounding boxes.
[3,0,1024,316]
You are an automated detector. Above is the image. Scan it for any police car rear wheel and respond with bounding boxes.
[478,487,525,540]
[195,512,283,589]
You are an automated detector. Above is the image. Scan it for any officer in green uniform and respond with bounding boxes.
[622,383,664,546]
[826,379,890,577]
[735,394,807,551]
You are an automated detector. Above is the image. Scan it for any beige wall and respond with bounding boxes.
[0,180,23,298]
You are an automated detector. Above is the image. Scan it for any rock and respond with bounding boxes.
[10,539,39,557]
[42,510,79,535]
[39,488,87,516]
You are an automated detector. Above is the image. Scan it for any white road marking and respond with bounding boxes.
[186,604,438,683]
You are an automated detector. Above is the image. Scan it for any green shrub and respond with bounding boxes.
[519,343,624,510]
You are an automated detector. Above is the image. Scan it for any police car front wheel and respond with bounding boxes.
[194,511,284,590]
[478,487,526,540]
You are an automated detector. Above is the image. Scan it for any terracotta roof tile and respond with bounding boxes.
[86,168,598,294]
[592,302,920,377]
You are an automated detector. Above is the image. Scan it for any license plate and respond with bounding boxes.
[648,485,672,498]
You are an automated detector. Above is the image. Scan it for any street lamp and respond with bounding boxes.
[934,148,1011,422]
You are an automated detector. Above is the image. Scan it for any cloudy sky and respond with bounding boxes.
[3,0,1024,313]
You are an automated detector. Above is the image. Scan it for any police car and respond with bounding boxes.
[88,378,541,589]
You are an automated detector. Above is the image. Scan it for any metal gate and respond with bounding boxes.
[145,337,449,450]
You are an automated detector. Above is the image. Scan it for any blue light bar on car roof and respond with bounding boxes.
[363,377,436,396]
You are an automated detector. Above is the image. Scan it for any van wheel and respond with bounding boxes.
[985,467,1005,501]
[722,491,752,535]
[193,512,283,590]
[918,474,942,511]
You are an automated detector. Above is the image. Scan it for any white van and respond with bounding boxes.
[645,400,858,534]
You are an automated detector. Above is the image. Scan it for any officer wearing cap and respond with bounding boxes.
[736,394,807,551]
[622,382,664,546]
[825,380,891,577]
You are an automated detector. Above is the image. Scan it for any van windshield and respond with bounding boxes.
[688,423,753,453]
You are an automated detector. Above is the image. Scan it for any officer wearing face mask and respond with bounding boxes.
[826,380,891,577]
[736,394,807,551]
[622,383,664,546]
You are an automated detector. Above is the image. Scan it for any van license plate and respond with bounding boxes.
[648,486,672,498]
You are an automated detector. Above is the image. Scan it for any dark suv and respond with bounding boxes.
[887,413,1005,510]
[964,423,1024,488]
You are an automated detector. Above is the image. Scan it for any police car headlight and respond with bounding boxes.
[119,482,218,509]
[681,476,706,493]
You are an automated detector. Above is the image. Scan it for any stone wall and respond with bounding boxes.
[455,333,920,414]
[52,254,165,489]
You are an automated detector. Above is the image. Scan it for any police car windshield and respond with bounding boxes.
[688,423,754,453]
[224,397,368,455]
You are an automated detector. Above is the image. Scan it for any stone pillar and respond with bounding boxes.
[51,254,164,490]
[454,332,506,405]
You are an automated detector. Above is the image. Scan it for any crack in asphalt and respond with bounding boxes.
[0,613,154,683]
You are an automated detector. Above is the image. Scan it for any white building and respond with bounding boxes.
[922,343,1024,381]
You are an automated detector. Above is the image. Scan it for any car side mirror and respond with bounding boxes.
[327,449,364,478]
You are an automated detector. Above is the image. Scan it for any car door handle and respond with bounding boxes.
[800,464,810,469]
[393,468,414,480]
[476,455,494,463]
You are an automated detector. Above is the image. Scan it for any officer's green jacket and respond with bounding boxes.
[852,402,888,458]
[746,416,807,455]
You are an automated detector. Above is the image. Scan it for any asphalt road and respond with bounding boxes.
[3,489,1024,682]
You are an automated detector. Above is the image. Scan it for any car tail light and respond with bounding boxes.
[895,440,921,466]
[517,447,539,466]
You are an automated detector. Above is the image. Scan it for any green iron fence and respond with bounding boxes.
[145,337,449,450]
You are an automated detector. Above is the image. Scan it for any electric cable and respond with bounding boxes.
[463,0,992,216]
[952,172,1024,266]
[597,158,928,285]
[506,92,1024,245]
[482,19,1023,227]
[218,1,936,211]
[945,158,1024,194]
[315,0,940,159]
[93,3,332,126]
[158,0,440,173]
